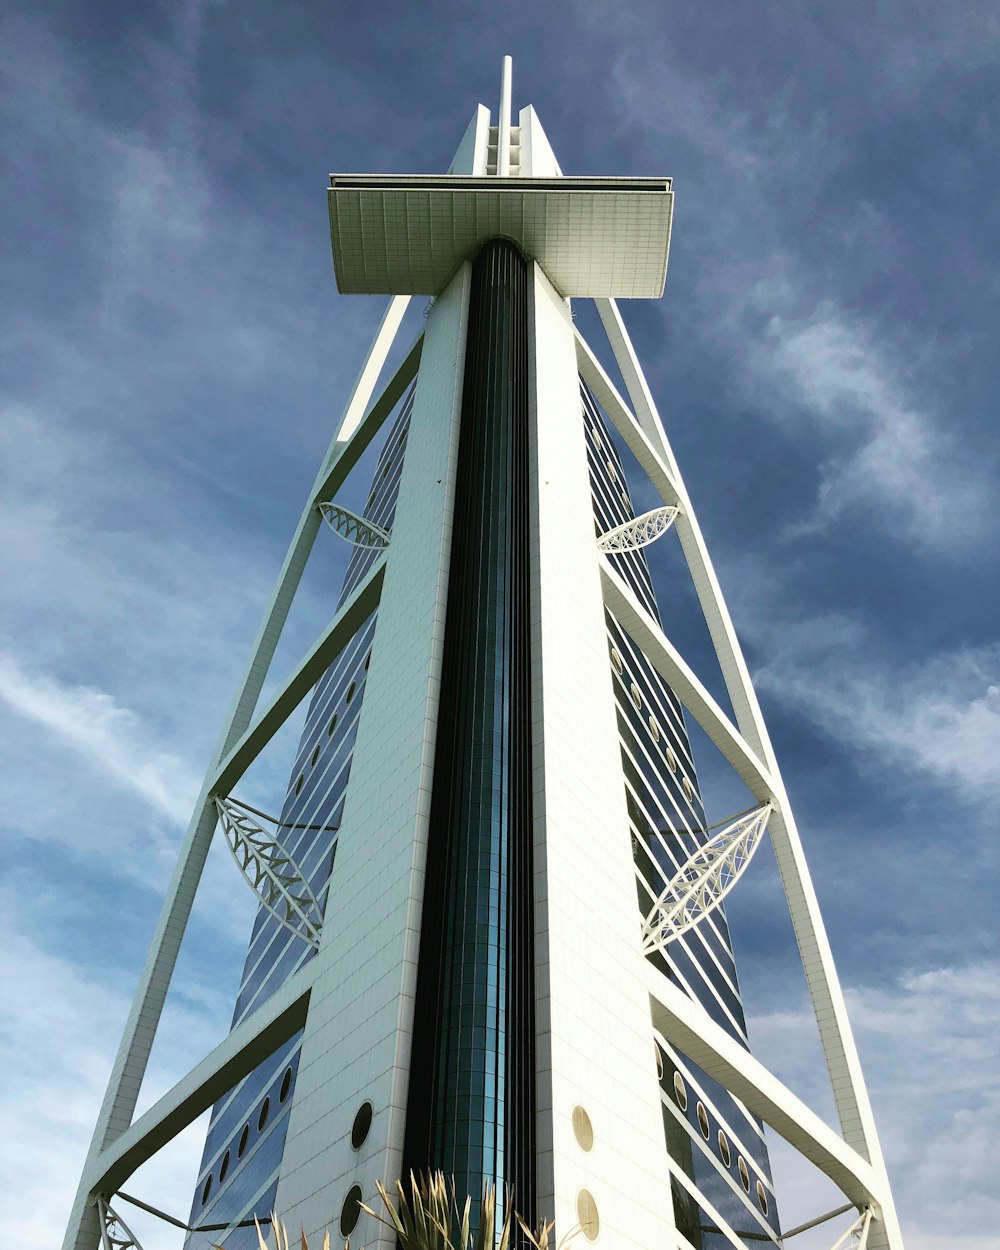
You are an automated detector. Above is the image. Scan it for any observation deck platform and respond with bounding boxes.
[328,174,673,299]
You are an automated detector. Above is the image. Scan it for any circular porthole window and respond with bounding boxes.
[576,1189,600,1241]
[364,653,371,670]
[610,647,623,675]
[572,1105,594,1152]
[201,1174,212,1205]
[621,492,630,511]
[345,681,355,704]
[696,1101,710,1139]
[756,1180,769,1214]
[294,774,303,796]
[219,1149,230,1184]
[630,682,642,710]
[591,428,602,450]
[258,1096,270,1133]
[328,713,338,737]
[310,744,320,767]
[717,1129,731,1167]
[648,715,660,742]
[238,1124,249,1158]
[340,1185,363,1236]
[279,1067,293,1104]
[672,1071,688,1111]
[682,775,694,801]
[606,458,618,484]
[666,747,677,774]
[654,1042,664,1082]
[351,1101,374,1150]
[738,1156,751,1192]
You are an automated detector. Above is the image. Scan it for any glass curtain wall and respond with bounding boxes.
[404,239,535,1235]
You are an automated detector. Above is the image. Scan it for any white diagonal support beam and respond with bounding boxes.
[212,557,386,795]
[85,963,314,1199]
[594,297,678,475]
[315,330,423,507]
[330,295,411,448]
[63,303,414,1250]
[599,558,777,805]
[645,961,884,1211]
[575,329,684,509]
[582,312,903,1250]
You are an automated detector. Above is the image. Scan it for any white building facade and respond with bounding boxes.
[65,61,903,1250]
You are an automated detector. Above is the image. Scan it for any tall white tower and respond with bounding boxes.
[65,61,903,1250]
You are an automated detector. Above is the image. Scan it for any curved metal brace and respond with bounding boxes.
[214,797,323,950]
[318,501,391,549]
[640,803,773,952]
[97,1199,144,1250]
[597,505,679,553]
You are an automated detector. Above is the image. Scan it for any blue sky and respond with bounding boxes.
[1,3,997,1247]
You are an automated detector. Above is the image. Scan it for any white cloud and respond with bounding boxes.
[0,650,199,823]
[749,962,1000,1248]
[0,901,224,1250]
[754,305,991,550]
[753,625,1000,800]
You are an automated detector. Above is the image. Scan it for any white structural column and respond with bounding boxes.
[591,304,903,1250]
[449,105,490,176]
[518,105,562,177]
[528,261,676,1246]
[62,289,412,1250]
[272,262,472,1246]
[497,55,512,177]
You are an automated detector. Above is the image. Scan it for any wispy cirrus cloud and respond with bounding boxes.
[0,896,226,1250]
[751,302,992,551]
[0,651,199,822]
[750,619,1000,801]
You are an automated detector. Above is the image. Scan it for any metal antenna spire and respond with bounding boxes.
[498,55,512,176]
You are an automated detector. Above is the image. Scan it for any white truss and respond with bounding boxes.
[214,797,323,950]
[96,1200,144,1250]
[319,500,391,549]
[829,1209,874,1250]
[597,505,679,553]
[640,804,772,953]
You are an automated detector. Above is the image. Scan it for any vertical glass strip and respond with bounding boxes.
[405,240,535,1233]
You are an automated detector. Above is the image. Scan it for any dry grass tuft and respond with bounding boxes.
[228,1171,577,1250]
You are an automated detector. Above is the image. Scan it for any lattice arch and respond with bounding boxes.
[597,505,679,553]
[319,501,391,549]
[640,804,772,953]
[215,796,325,950]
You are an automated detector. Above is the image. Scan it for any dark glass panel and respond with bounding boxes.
[405,240,535,1238]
